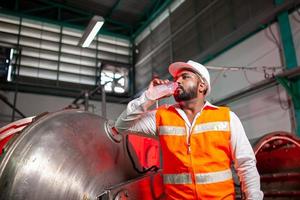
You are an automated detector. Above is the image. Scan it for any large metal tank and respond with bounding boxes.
[251,131,300,200]
[0,110,163,200]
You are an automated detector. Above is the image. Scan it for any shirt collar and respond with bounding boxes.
[171,101,218,109]
[204,101,218,109]
[169,101,219,128]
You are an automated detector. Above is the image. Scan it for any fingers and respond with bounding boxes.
[151,78,170,86]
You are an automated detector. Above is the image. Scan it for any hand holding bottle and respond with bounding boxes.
[145,78,178,100]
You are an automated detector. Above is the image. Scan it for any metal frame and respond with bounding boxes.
[131,0,173,40]
[0,80,130,104]
[275,0,300,136]
[0,93,26,118]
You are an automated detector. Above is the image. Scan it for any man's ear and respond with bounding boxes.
[198,82,206,93]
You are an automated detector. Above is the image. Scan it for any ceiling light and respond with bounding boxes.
[78,16,104,48]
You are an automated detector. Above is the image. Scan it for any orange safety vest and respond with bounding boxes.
[156,105,235,200]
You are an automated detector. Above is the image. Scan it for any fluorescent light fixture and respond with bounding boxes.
[78,16,104,48]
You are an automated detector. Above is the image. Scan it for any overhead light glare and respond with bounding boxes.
[79,16,104,48]
[7,48,14,82]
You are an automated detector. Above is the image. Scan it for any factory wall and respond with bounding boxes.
[206,10,300,139]
[205,22,290,139]
[0,90,126,127]
[146,8,300,139]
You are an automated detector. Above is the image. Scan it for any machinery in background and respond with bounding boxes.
[0,110,163,200]
[252,131,300,200]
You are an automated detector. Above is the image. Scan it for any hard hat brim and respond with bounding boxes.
[169,62,195,77]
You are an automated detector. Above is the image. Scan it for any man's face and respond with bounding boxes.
[173,70,200,102]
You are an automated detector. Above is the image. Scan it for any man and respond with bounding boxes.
[116,60,263,200]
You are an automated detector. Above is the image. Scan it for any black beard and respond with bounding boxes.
[174,84,198,102]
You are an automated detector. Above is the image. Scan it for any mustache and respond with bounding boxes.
[177,85,184,90]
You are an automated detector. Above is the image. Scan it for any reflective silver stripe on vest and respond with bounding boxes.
[163,173,192,184]
[193,121,230,134]
[195,169,232,184]
[159,126,186,136]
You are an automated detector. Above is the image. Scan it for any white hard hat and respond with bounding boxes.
[168,60,211,95]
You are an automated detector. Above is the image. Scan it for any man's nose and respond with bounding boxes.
[175,77,182,84]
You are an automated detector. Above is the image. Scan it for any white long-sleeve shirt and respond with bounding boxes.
[115,92,263,200]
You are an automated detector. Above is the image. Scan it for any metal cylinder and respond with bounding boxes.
[252,131,300,200]
[0,110,152,200]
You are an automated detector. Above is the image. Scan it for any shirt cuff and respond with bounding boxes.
[127,91,156,113]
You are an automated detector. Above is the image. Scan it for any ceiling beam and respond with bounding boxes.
[35,0,90,17]
[34,0,132,33]
[105,0,122,19]
[0,81,131,104]
[23,5,55,14]
[151,0,162,17]
[63,16,91,22]
[131,0,173,40]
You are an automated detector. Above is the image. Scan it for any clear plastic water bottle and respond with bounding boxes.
[146,81,178,100]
